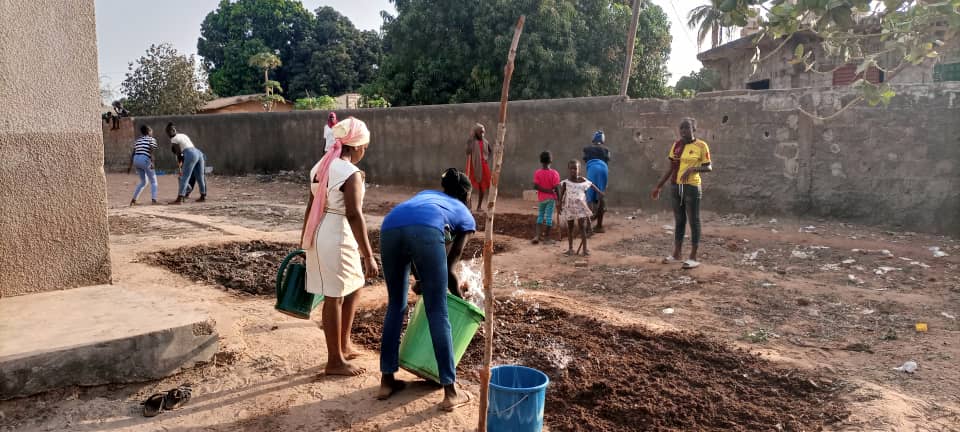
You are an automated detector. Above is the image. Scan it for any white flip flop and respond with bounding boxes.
[662,256,678,264]
[682,260,700,269]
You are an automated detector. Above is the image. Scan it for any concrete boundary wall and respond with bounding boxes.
[104,84,960,234]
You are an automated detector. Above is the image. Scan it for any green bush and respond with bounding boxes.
[294,96,336,110]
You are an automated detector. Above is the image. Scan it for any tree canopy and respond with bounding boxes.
[716,0,958,112]
[675,67,721,93]
[371,0,672,106]
[198,0,380,99]
[121,43,211,116]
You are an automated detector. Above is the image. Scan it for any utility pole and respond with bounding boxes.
[619,0,644,96]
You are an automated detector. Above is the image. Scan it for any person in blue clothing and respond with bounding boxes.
[376,168,475,412]
[583,130,610,233]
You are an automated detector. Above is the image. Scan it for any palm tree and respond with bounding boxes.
[687,2,724,50]
[248,52,284,111]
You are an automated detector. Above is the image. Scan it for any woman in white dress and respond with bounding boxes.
[301,117,378,376]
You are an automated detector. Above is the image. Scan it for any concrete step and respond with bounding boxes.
[0,285,218,399]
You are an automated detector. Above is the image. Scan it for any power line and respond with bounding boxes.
[666,0,696,46]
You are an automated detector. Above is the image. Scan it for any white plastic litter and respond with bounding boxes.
[893,361,918,373]
[942,312,957,320]
[662,224,674,231]
[847,274,865,285]
[662,308,675,314]
[930,246,949,258]
[799,225,817,233]
[841,259,857,265]
[791,250,812,259]
[874,266,902,275]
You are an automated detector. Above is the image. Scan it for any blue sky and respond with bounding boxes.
[95,0,706,98]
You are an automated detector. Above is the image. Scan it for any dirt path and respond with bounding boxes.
[1,174,958,431]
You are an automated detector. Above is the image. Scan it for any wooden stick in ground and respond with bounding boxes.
[478,15,525,432]
[619,0,644,96]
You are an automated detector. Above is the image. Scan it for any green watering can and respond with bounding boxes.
[275,250,324,319]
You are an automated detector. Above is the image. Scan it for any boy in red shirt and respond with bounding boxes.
[532,151,561,244]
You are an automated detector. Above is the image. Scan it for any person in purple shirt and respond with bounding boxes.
[376,168,475,411]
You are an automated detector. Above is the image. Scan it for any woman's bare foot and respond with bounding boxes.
[343,346,363,360]
[376,375,407,400]
[324,362,365,376]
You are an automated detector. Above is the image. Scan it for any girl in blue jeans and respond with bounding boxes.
[377,168,475,411]
[128,125,158,205]
[165,123,207,204]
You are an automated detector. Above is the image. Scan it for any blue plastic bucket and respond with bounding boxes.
[487,365,549,432]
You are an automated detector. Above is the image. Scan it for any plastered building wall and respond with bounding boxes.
[104,84,960,235]
[0,0,111,296]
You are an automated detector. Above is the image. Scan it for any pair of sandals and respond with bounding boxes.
[142,384,193,417]
[662,256,700,269]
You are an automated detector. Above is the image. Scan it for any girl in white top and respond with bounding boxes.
[301,117,377,377]
[558,159,603,256]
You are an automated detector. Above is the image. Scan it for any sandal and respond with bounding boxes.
[661,256,678,264]
[162,384,193,410]
[142,393,166,417]
[682,260,701,269]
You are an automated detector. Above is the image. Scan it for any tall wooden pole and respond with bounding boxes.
[619,0,644,96]
[478,15,525,432]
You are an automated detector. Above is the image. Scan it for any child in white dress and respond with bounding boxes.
[559,160,604,256]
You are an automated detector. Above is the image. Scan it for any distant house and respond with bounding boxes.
[335,93,361,109]
[199,94,293,114]
[698,27,959,91]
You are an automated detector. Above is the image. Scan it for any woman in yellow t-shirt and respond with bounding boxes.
[651,118,713,269]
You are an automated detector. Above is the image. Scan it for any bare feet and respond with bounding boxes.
[324,362,365,376]
[376,375,407,400]
[343,346,363,360]
[439,388,472,412]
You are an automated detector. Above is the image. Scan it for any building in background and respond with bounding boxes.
[199,94,293,114]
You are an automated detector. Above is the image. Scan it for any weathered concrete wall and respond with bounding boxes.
[0,0,111,296]
[105,84,960,234]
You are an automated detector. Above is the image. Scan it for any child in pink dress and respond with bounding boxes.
[559,160,603,256]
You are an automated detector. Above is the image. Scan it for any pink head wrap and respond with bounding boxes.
[301,117,370,248]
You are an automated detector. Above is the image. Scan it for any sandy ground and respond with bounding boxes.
[1,173,959,431]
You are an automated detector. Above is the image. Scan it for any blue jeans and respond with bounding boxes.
[178,148,206,197]
[132,154,157,201]
[379,225,456,385]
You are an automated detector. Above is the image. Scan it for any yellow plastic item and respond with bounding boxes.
[915,322,928,332]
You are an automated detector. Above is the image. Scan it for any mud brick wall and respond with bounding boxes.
[0,0,111,296]
[105,84,960,234]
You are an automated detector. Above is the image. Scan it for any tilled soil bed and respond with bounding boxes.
[143,240,298,295]
[144,235,509,296]
[354,298,849,431]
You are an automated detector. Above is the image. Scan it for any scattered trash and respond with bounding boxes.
[852,249,894,257]
[761,282,776,288]
[915,322,928,332]
[769,218,778,224]
[941,312,956,320]
[809,245,831,250]
[861,308,875,315]
[874,266,902,275]
[661,224,674,231]
[661,308,675,314]
[799,226,817,233]
[819,263,841,272]
[847,274,865,285]
[744,249,767,262]
[841,259,857,265]
[625,216,636,220]
[743,328,778,343]
[893,361,918,373]
[929,246,949,258]
[791,250,812,259]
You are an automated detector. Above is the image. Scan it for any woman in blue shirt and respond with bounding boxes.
[376,168,475,411]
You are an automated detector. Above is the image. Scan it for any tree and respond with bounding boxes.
[688,2,725,49]
[121,43,211,116]
[248,52,285,111]
[717,0,959,116]
[198,0,313,97]
[198,1,381,99]
[372,0,672,106]
[675,67,721,93]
